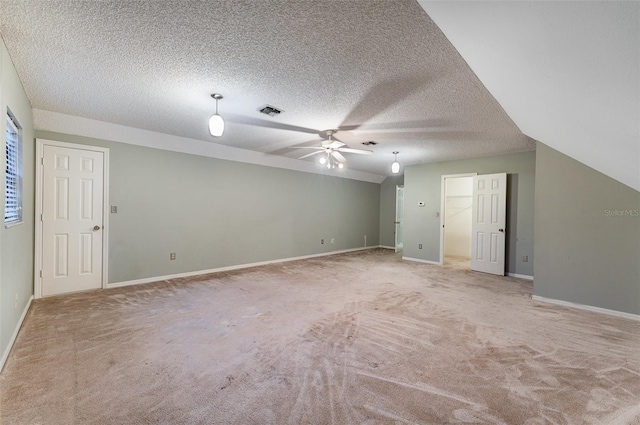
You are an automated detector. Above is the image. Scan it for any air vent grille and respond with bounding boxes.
[259,105,283,117]
[361,141,377,146]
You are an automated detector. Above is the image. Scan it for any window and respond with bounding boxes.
[5,111,22,226]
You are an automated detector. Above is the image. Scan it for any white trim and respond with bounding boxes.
[507,273,534,281]
[402,256,440,266]
[532,295,640,322]
[439,173,476,266]
[380,245,396,250]
[109,246,382,289]
[33,109,385,184]
[34,139,110,299]
[0,296,33,373]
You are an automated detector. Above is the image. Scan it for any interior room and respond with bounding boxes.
[0,1,638,423]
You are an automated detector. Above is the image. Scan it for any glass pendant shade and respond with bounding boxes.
[209,114,224,137]
[391,161,400,174]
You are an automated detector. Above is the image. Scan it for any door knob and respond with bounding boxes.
[498,228,504,232]
[93,225,101,231]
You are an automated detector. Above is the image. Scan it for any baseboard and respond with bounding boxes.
[0,295,33,373]
[508,273,534,281]
[532,295,640,322]
[109,246,384,289]
[380,246,396,250]
[445,255,470,260]
[402,256,441,266]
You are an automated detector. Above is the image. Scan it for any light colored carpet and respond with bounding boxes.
[1,249,639,424]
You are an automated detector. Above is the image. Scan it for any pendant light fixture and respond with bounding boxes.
[209,93,224,137]
[391,151,400,174]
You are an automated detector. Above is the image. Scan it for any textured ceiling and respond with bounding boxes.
[0,0,535,177]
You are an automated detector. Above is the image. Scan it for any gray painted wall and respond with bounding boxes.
[534,142,640,314]
[403,150,536,276]
[36,131,381,284]
[379,175,404,248]
[0,41,35,358]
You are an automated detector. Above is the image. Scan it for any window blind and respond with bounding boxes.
[5,115,22,224]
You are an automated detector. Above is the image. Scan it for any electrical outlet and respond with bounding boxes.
[170,252,176,260]
[321,239,324,244]
[110,205,118,213]
[419,244,423,249]
[522,255,528,262]
[14,294,18,308]
[331,238,335,244]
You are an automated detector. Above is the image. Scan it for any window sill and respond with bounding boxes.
[5,220,23,229]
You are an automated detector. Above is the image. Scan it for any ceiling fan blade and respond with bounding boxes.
[298,150,324,160]
[339,148,373,155]
[338,118,452,133]
[226,114,319,135]
[328,140,345,149]
[331,151,347,162]
[338,72,443,130]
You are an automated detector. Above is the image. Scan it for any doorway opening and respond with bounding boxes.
[395,185,404,253]
[440,174,474,269]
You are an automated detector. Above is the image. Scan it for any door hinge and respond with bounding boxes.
[40,214,43,221]
[39,270,42,278]
[41,157,44,165]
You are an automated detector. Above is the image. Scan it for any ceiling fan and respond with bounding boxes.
[290,130,373,169]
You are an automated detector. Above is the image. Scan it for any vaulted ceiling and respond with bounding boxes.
[420,1,639,192]
[0,1,636,189]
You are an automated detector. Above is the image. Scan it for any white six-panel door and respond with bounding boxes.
[471,173,507,275]
[41,144,105,296]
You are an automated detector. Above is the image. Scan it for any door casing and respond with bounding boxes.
[34,139,110,298]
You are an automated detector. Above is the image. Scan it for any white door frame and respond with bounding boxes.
[34,139,110,299]
[439,173,477,266]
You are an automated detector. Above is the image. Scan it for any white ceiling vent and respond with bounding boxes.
[259,105,283,117]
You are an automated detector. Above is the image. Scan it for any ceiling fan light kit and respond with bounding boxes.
[209,93,224,137]
[290,130,373,171]
[321,151,345,169]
